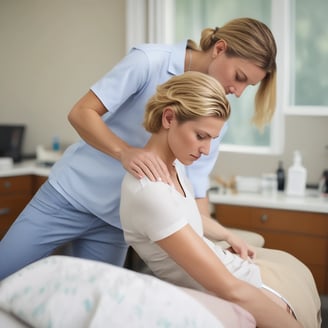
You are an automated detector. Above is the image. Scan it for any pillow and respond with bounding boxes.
[0,256,224,328]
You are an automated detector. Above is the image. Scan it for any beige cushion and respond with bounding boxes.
[215,228,265,248]
[255,247,321,328]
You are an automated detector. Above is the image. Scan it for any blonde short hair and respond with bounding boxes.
[143,71,231,133]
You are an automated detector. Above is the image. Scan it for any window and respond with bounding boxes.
[126,0,328,154]
[286,0,328,115]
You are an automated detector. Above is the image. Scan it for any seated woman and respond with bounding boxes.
[120,71,321,328]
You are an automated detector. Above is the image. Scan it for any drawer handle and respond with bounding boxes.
[260,214,268,222]
[3,181,12,189]
[0,208,10,215]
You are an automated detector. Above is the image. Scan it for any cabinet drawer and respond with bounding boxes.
[309,265,328,294]
[0,195,31,239]
[32,175,47,194]
[251,208,328,237]
[258,231,328,266]
[0,176,33,195]
[214,205,252,228]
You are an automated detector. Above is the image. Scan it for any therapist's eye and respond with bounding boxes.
[236,73,247,82]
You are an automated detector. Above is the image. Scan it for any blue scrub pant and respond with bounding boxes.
[0,180,128,280]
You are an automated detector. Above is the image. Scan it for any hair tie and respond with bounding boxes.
[212,27,219,40]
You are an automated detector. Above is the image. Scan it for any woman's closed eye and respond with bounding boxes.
[236,73,247,82]
[196,133,207,140]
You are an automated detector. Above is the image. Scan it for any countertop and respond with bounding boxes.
[0,160,51,178]
[2,160,328,214]
[209,189,328,214]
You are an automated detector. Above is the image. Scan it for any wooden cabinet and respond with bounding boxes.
[0,175,34,239]
[0,175,48,240]
[32,175,48,194]
[213,204,328,294]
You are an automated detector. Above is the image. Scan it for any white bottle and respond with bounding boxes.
[286,150,307,196]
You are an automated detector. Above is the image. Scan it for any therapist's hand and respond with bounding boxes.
[121,147,173,185]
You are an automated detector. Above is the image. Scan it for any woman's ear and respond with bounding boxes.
[162,107,175,129]
[212,39,227,58]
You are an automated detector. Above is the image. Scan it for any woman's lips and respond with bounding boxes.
[190,154,200,160]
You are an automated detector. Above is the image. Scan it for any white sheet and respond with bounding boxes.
[0,309,29,328]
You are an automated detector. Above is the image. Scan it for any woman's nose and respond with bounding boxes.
[200,143,210,156]
[229,84,247,97]
[235,85,247,97]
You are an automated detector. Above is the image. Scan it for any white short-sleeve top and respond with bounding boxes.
[120,166,262,291]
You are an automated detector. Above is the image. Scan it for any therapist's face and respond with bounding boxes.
[208,41,266,97]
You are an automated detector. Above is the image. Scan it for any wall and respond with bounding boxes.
[0,0,126,153]
[0,0,327,185]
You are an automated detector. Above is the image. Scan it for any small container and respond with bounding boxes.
[52,136,60,152]
[319,170,328,195]
[276,160,285,191]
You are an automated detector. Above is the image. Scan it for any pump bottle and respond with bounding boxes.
[286,150,307,196]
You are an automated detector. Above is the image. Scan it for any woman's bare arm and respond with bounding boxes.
[67,90,172,183]
[157,225,301,328]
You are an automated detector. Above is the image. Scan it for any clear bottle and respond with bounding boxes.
[286,150,307,196]
[276,160,285,191]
